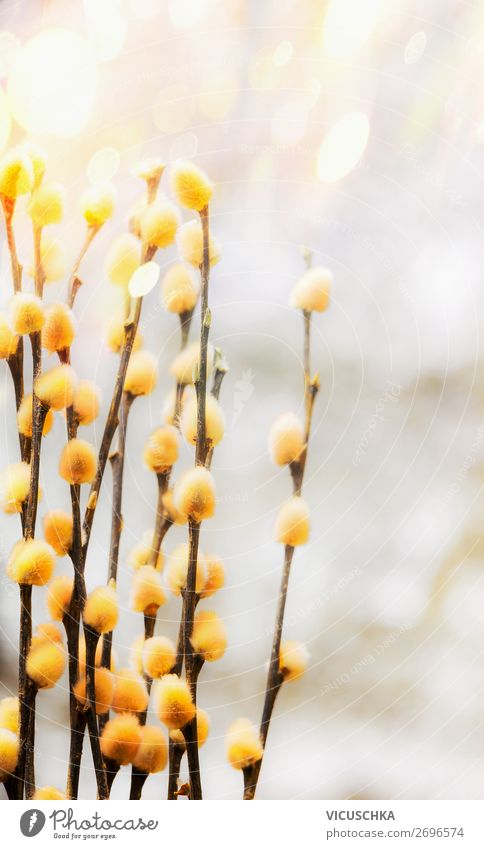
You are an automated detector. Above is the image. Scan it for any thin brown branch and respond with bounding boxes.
[67,226,99,308]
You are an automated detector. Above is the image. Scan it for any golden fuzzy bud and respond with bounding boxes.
[0,148,33,198]
[124,350,157,396]
[173,466,216,522]
[0,729,19,781]
[21,142,47,188]
[132,724,168,774]
[274,496,310,546]
[37,234,66,283]
[181,394,225,447]
[269,412,305,466]
[140,197,179,249]
[154,674,195,730]
[105,317,143,354]
[33,786,66,800]
[27,639,66,689]
[166,543,206,596]
[226,718,263,770]
[169,341,213,386]
[128,530,163,571]
[83,584,119,634]
[143,426,179,473]
[10,292,44,335]
[74,666,114,715]
[170,707,210,749]
[161,489,187,526]
[73,380,101,426]
[105,233,141,288]
[142,636,176,679]
[32,622,63,647]
[130,565,166,616]
[161,263,199,314]
[0,461,31,513]
[100,714,141,765]
[59,438,96,485]
[177,219,220,268]
[80,183,116,228]
[46,575,74,620]
[170,160,213,211]
[7,539,55,585]
[200,554,225,598]
[28,181,65,227]
[0,312,19,359]
[162,384,194,426]
[111,668,149,715]
[43,510,73,556]
[0,697,18,734]
[290,267,332,312]
[35,364,77,410]
[41,302,75,352]
[279,640,309,681]
[17,394,54,438]
[191,610,227,662]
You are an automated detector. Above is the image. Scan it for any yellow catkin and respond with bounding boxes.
[0,312,19,359]
[130,565,166,616]
[73,380,101,426]
[43,509,73,556]
[135,158,165,184]
[106,317,143,354]
[32,622,63,647]
[27,640,66,689]
[59,438,96,485]
[22,142,46,188]
[17,394,54,438]
[161,263,199,314]
[33,786,67,800]
[181,394,225,447]
[100,714,142,765]
[132,725,168,774]
[28,181,65,228]
[170,160,213,211]
[269,412,305,466]
[111,668,149,715]
[169,341,213,386]
[0,148,33,197]
[274,496,310,546]
[128,531,163,572]
[10,292,44,335]
[226,718,263,770]
[83,584,119,634]
[0,729,19,781]
[41,302,75,353]
[161,489,187,526]
[166,543,206,596]
[177,219,221,268]
[143,426,179,473]
[0,697,19,734]
[105,233,141,288]
[7,539,55,585]
[290,267,332,312]
[80,183,116,228]
[191,610,227,662]
[0,461,31,513]
[279,640,309,681]
[35,364,77,410]
[170,708,209,749]
[37,234,66,283]
[142,636,176,679]
[200,554,225,598]
[154,674,195,730]
[128,634,145,676]
[124,350,157,396]
[173,466,216,522]
[46,575,74,620]
[73,666,114,715]
[140,197,180,249]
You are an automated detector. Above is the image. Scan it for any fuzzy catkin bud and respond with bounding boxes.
[142,636,176,679]
[59,438,96,485]
[135,158,165,183]
[200,554,225,598]
[38,234,66,283]
[169,341,214,386]
[124,350,157,396]
[161,263,199,314]
[166,543,206,596]
[33,786,66,800]
[27,640,66,689]
[128,531,164,571]
[7,539,55,585]
[162,489,187,526]
[73,380,101,426]
[28,181,65,228]
[105,233,141,288]
[0,697,19,734]
[181,394,225,447]
[0,462,31,513]
[17,394,54,438]
[279,640,309,681]
[170,707,209,749]
[0,313,19,359]
[100,714,141,765]
[10,292,44,335]
[74,666,114,715]
[80,183,115,228]
[274,496,310,546]
[106,317,143,354]
[154,674,195,730]
[191,610,227,662]
[290,267,332,312]
[32,622,63,647]
[130,565,166,616]
[41,302,75,352]
[46,575,74,620]
[35,364,77,410]
[83,584,119,634]
[0,729,19,781]
[226,719,263,770]
[111,668,149,715]
[132,725,168,774]
[22,142,46,189]
[268,412,305,466]
[170,160,213,211]
[177,220,221,268]
[140,198,179,249]
[173,466,216,522]
[43,510,73,556]
[143,426,179,473]
[0,148,33,198]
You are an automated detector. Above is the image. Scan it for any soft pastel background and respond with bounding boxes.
[0,0,483,800]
